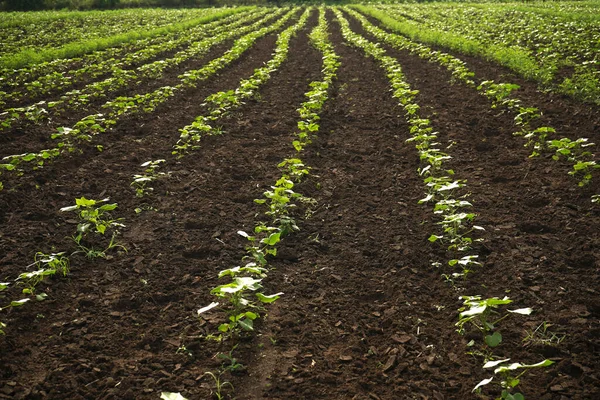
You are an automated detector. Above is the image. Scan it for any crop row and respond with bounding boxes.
[0,7,252,85]
[0,8,300,190]
[335,8,553,400]
[0,6,307,341]
[0,11,266,108]
[373,3,600,105]
[0,8,215,55]
[0,8,277,127]
[179,8,339,398]
[348,6,598,201]
[0,7,228,67]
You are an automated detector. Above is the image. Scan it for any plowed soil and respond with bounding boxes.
[1,8,598,400]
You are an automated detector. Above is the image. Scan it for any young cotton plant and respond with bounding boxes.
[60,197,126,258]
[474,358,554,400]
[254,177,315,237]
[200,264,283,339]
[17,252,69,297]
[456,295,533,350]
[131,159,166,197]
[548,137,599,186]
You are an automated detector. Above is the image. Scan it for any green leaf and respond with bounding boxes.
[428,234,442,243]
[10,298,30,307]
[256,292,283,303]
[0,282,9,291]
[75,197,96,207]
[483,358,510,369]
[485,331,502,347]
[98,203,118,211]
[261,232,281,246]
[36,293,49,301]
[160,392,188,400]
[238,318,254,331]
[472,377,493,392]
[244,311,258,320]
[508,307,533,315]
[197,302,219,315]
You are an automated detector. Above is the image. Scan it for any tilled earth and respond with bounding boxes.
[0,8,598,400]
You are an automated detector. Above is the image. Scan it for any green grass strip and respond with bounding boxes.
[0,7,252,71]
[353,4,555,85]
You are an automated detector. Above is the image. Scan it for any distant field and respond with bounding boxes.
[0,4,598,399]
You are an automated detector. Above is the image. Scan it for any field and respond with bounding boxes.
[0,3,599,399]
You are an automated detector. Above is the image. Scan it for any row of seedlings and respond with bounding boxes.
[334,8,554,400]
[163,8,340,399]
[0,8,300,190]
[0,8,275,129]
[0,7,248,90]
[348,7,599,201]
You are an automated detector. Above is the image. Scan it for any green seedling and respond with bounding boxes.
[255,178,308,236]
[0,298,30,335]
[457,296,532,349]
[17,252,69,295]
[203,371,234,400]
[278,158,310,182]
[131,159,166,197]
[217,345,245,373]
[473,358,554,399]
[60,197,126,258]
[199,263,282,340]
[548,137,598,186]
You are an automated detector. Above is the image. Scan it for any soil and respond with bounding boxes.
[1,7,599,400]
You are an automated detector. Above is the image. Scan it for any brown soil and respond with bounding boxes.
[1,8,598,400]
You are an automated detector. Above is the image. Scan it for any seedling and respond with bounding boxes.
[17,252,69,295]
[0,298,30,335]
[474,358,554,399]
[457,296,532,349]
[60,197,126,258]
[131,159,166,197]
[203,371,234,400]
[548,137,598,186]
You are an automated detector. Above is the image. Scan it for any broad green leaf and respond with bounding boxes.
[36,293,48,301]
[472,377,493,392]
[262,232,281,246]
[197,302,219,315]
[0,282,9,291]
[245,311,258,320]
[76,197,96,207]
[256,292,283,303]
[508,307,533,315]
[10,299,30,307]
[238,318,254,331]
[460,305,486,317]
[428,234,442,243]
[485,331,502,347]
[483,358,510,369]
[98,203,118,211]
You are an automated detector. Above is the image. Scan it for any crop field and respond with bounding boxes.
[0,3,598,399]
